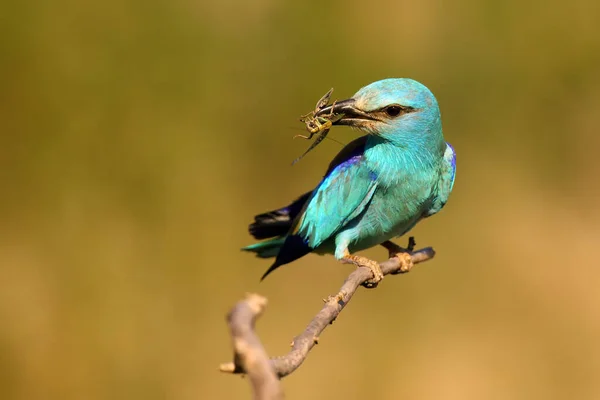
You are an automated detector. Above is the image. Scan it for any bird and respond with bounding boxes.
[243,78,456,285]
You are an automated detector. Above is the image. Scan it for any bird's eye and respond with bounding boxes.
[384,105,403,117]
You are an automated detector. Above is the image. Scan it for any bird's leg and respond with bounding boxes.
[380,237,415,273]
[341,249,384,288]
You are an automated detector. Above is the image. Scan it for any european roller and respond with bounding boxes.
[243,78,456,284]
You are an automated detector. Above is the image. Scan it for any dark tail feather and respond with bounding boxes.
[260,234,312,281]
[260,262,281,281]
[249,211,294,240]
[249,191,312,239]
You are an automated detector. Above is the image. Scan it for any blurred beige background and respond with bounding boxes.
[1,0,600,399]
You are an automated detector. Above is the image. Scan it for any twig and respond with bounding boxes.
[220,293,283,400]
[220,241,435,382]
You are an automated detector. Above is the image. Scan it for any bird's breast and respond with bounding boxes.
[345,171,435,248]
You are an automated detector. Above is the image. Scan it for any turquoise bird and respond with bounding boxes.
[244,78,456,284]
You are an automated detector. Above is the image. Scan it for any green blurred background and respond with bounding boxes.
[1,0,600,399]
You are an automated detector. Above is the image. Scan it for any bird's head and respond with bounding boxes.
[318,78,444,149]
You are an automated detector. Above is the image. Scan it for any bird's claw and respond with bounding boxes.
[394,252,414,273]
[381,238,415,274]
[342,253,384,288]
[363,260,384,287]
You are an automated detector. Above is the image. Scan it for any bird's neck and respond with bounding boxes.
[363,135,443,185]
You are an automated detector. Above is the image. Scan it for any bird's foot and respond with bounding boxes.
[381,238,415,274]
[342,253,384,288]
[394,252,414,273]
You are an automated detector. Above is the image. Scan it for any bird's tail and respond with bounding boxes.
[243,191,311,269]
[242,237,286,259]
[248,191,312,240]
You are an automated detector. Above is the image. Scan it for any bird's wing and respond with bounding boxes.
[248,136,369,241]
[295,153,378,248]
[259,137,374,280]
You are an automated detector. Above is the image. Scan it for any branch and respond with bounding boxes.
[220,240,435,386]
[220,293,283,400]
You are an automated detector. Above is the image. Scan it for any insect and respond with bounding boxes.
[292,88,342,165]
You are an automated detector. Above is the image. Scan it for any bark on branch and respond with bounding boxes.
[220,293,284,400]
[220,241,435,398]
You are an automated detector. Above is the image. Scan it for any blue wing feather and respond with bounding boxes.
[261,136,377,279]
[298,154,378,248]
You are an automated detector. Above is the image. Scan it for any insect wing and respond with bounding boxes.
[315,88,334,111]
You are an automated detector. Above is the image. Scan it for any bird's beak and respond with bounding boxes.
[315,98,379,127]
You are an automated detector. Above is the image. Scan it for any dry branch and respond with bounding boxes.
[220,293,283,400]
[220,240,435,394]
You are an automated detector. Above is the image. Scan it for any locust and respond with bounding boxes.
[292,88,343,165]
